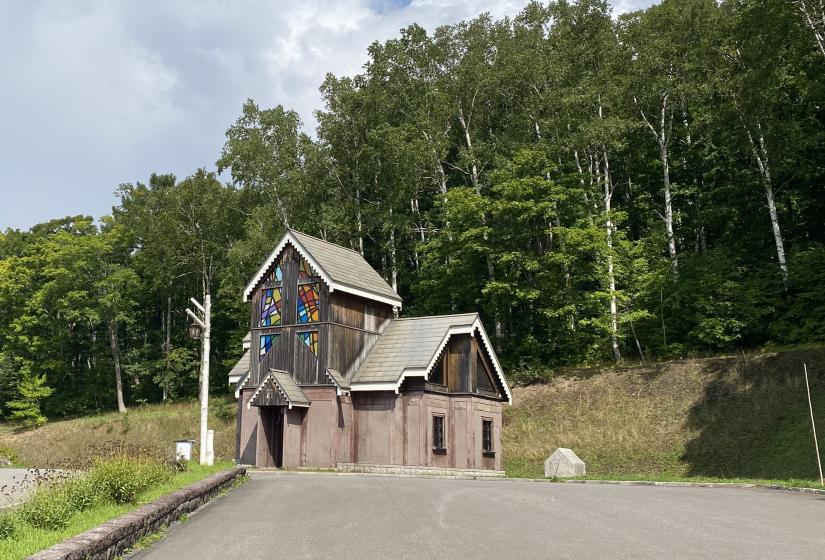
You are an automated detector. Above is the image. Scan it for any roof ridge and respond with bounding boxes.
[391,312,479,322]
[289,229,363,256]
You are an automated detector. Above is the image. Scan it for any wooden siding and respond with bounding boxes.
[248,243,394,387]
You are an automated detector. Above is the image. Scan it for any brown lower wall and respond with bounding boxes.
[236,387,502,471]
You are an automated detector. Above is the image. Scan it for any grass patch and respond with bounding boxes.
[504,349,825,484]
[0,461,232,560]
[0,398,237,468]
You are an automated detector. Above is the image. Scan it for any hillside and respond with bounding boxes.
[2,349,824,483]
[504,349,825,481]
[0,398,238,467]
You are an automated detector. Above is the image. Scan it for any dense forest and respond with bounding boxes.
[1,0,824,423]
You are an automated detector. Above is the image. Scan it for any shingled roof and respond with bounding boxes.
[228,350,250,386]
[248,369,311,409]
[350,313,512,403]
[242,230,402,307]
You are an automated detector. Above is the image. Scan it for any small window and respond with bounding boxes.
[482,419,494,454]
[430,355,445,385]
[432,415,445,451]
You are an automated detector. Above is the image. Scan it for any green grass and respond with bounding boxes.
[0,461,233,560]
[0,398,238,468]
[504,349,825,485]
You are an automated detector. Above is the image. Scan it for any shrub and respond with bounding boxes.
[19,486,74,530]
[90,457,171,504]
[0,513,16,539]
[64,477,100,512]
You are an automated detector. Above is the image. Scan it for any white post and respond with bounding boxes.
[803,364,823,486]
[206,429,215,466]
[198,294,211,466]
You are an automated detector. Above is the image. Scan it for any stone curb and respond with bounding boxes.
[26,466,247,560]
[249,469,825,495]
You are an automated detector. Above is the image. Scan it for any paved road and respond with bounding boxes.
[133,473,824,560]
[0,468,39,508]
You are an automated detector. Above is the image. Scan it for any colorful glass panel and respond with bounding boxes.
[297,257,314,279]
[298,331,319,356]
[259,334,279,360]
[297,283,320,323]
[260,287,282,327]
[264,260,283,283]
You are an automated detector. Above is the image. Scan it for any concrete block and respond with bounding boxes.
[544,448,586,478]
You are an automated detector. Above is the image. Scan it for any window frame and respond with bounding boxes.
[481,418,494,456]
[432,414,446,453]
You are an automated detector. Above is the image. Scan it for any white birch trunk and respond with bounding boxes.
[796,0,825,59]
[356,186,364,255]
[603,155,621,362]
[637,94,677,268]
[109,320,127,413]
[744,121,789,281]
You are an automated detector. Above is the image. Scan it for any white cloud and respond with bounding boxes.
[0,0,656,230]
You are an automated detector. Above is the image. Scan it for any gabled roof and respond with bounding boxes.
[243,230,402,308]
[248,369,311,409]
[350,313,512,404]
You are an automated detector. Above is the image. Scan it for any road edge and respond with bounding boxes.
[26,466,247,560]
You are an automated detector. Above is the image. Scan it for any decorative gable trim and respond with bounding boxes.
[247,369,311,410]
[350,317,512,404]
[242,231,402,308]
[243,232,330,302]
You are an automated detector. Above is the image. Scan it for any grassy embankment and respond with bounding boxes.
[504,348,825,486]
[0,398,241,559]
[0,397,238,467]
[0,461,234,560]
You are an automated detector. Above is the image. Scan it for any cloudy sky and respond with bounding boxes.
[0,0,655,231]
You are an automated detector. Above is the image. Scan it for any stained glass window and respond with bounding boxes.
[298,331,319,356]
[297,283,320,323]
[297,257,314,279]
[260,287,282,327]
[264,260,283,283]
[259,334,279,360]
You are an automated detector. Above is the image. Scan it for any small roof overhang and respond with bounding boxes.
[325,368,350,396]
[228,350,251,387]
[248,369,311,410]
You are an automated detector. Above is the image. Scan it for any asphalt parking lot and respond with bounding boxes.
[133,472,824,560]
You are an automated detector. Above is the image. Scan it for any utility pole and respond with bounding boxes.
[187,295,211,465]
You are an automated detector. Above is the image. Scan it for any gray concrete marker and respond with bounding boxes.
[544,447,586,478]
[131,471,824,560]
